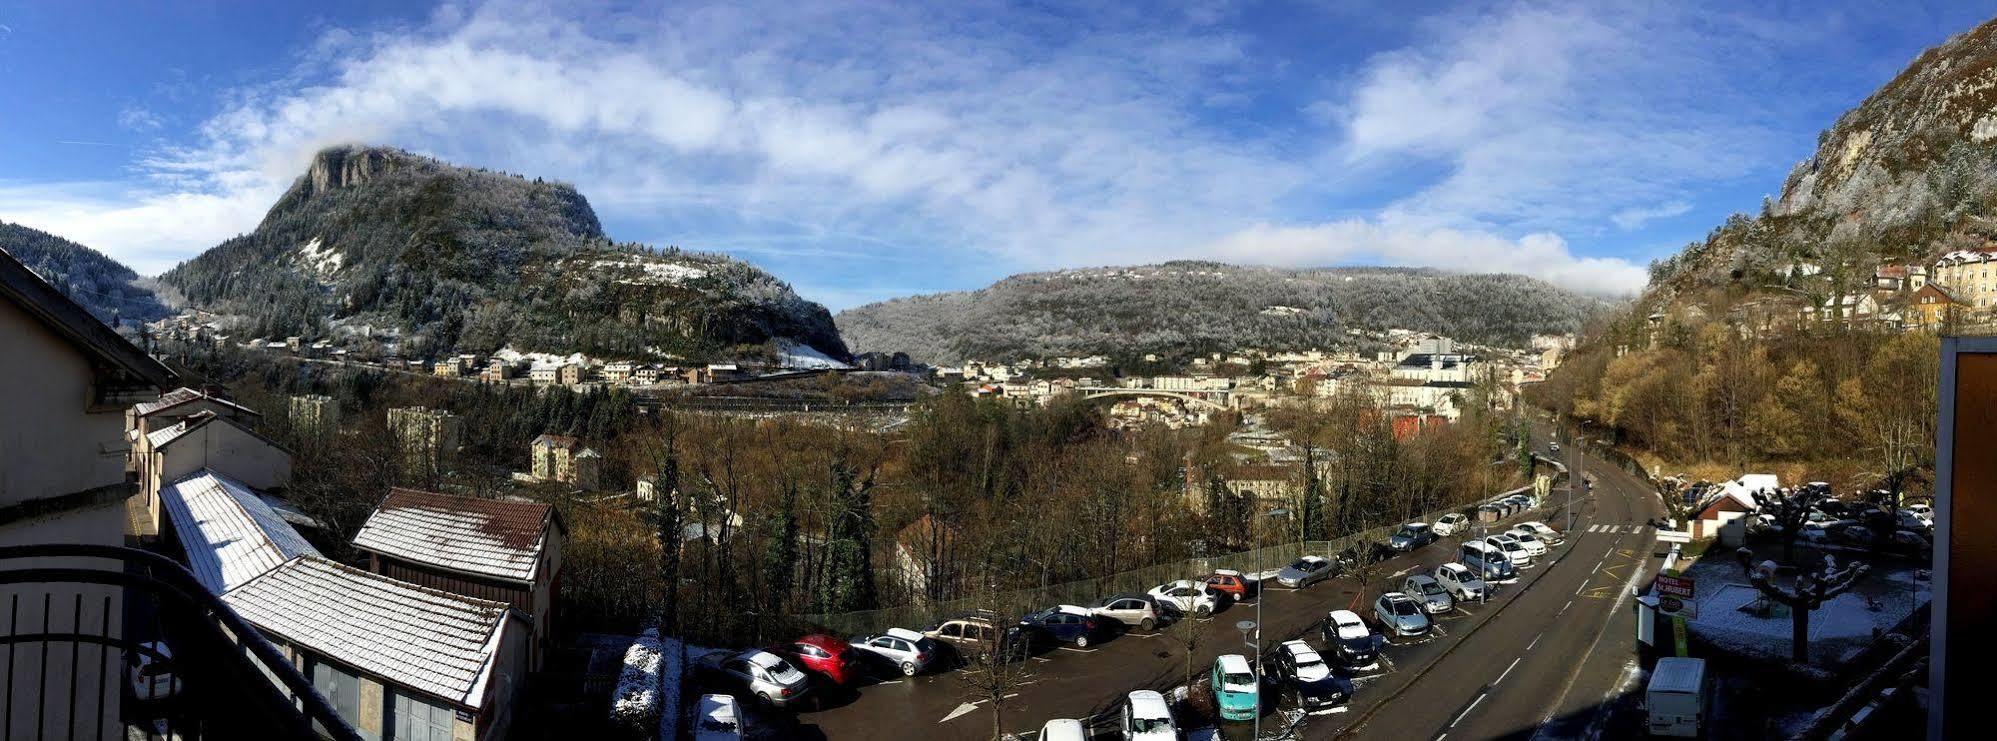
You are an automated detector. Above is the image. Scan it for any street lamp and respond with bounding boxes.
[1255,507,1290,739]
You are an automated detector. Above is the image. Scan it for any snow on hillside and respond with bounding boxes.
[589,256,710,285]
[296,238,343,277]
[778,338,852,370]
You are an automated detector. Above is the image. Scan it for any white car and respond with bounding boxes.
[850,627,940,675]
[129,640,179,702]
[1483,534,1536,567]
[1433,513,1471,537]
[1502,527,1550,557]
[1320,609,1378,668]
[1148,579,1221,617]
[1516,521,1564,545]
[1433,563,1486,601]
[692,694,743,740]
[1039,718,1088,741]
[1121,689,1178,740]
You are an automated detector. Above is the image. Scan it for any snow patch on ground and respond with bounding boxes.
[612,630,665,734]
[296,238,343,278]
[777,339,851,370]
[590,257,710,285]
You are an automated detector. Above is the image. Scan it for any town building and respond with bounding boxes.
[289,394,341,438]
[223,556,529,741]
[482,360,518,383]
[1910,283,1964,331]
[351,489,567,671]
[1934,249,1997,311]
[633,365,664,385]
[0,247,177,735]
[528,363,560,384]
[529,434,602,490]
[602,361,637,383]
[557,362,587,386]
[387,406,463,480]
[132,410,294,537]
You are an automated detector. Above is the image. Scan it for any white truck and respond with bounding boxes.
[1646,657,1707,737]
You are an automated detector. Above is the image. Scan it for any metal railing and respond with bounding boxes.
[0,544,361,740]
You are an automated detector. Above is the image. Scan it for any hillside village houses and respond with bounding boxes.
[387,405,463,480]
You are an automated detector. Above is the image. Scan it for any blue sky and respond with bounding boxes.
[2,1,1994,311]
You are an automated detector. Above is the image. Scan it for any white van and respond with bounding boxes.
[1460,542,1516,581]
[1646,657,1707,738]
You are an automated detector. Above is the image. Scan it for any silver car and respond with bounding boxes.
[1373,592,1431,636]
[1276,555,1339,589]
[851,627,941,676]
[1093,594,1163,632]
[699,650,812,707]
[1432,563,1486,601]
[1402,575,1454,614]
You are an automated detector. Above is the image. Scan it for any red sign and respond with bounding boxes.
[1655,574,1695,599]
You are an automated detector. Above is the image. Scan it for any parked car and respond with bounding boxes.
[1434,513,1471,537]
[1905,503,1934,523]
[1460,541,1517,581]
[1516,521,1564,545]
[129,640,180,702]
[1021,605,1105,648]
[926,611,1035,662]
[698,650,813,708]
[1121,689,1179,741]
[1403,575,1455,614]
[1896,509,1933,531]
[777,634,860,686]
[1272,639,1350,710]
[1482,534,1537,567]
[1204,569,1257,601]
[1831,524,1875,545]
[1094,593,1164,632]
[1320,609,1378,668]
[850,627,941,676]
[1433,562,1486,601]
[692,694,743,741]
[1798,521,1838,543]
[1276,556,1339,589]
[1038,719,1089,741]
[1212,653,1260,721]
[1374,593,1431,637]
[1501,529,1549,558]
[1548,442,1560,452]
[1148,579,1223,617]
[1389,522,1436,551]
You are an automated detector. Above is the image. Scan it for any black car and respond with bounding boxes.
[1319,611,1378,668]
[1271,640,1352,709]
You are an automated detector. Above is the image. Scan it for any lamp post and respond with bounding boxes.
[1255,506,1291,739]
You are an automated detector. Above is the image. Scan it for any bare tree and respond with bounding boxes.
[1751,484,1830,562]
[1734,548,1868,664]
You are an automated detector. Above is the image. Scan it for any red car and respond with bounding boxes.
[780,634,860,686]
[1204,569,1255,601]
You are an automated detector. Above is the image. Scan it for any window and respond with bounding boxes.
[311,661,377,740]
[393,691,455,741]
[940,624,962,638]
[798,644,828,659]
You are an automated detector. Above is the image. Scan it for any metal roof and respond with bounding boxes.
[157,470,320,595]
[351,489,555,583]
[222,556,513,709]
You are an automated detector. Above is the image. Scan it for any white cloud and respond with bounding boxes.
[118,105,164,131]
[1204,219,1648,297]
[1612,200,1694,230]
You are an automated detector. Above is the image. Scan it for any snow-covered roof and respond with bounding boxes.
[157,470,320,594]
[351,489,556,583]
[223,556,513,708]
[133,387,260,418]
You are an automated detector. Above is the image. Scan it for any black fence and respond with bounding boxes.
[0,544,360,741]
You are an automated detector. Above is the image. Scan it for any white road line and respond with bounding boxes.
[1561,599,1573,614]
[1451,691,1488,727]
[1592,560,1603,575]
[1527,633,1542,651]
[1056,646,1097,653]
[1496,657,1521,685]
[1574,582,1587,596]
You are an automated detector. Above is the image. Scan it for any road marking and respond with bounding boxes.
[1031,657,1052,663]
[1527,633,1542,651]
[873,679,905,686]
[1591,560,1603,575]
[941,703,979,723]
[1560,599,1573,614]
[1451,690,1488,727]
[1574,582,1588,596]
[1495,657,1521,686]
[1056,646,1097,653]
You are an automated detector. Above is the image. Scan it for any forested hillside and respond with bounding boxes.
[160,145,848,362]
[1536,16,1997,488]
[837,262,1603,364]
[1,221,169,327]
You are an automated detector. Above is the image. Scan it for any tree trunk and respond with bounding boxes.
[1791,601,1810,664]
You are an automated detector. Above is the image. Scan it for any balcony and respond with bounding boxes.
[0,544,361,740]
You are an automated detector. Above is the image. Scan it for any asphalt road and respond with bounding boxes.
[1332,423,1665,741]
[739,421,1663,740]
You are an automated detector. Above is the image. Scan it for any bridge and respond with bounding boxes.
[1074,386,1232,411]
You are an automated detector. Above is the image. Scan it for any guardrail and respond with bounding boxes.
[0,544,361,740]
